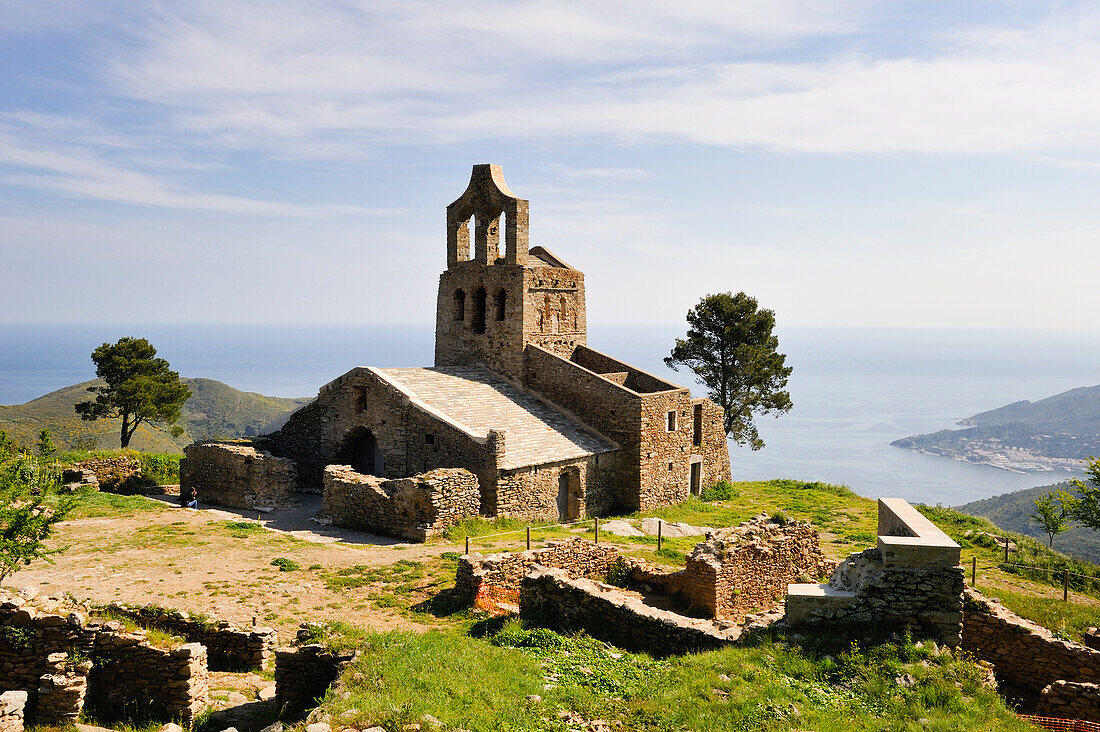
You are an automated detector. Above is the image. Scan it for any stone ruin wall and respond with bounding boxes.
[962,589,1100,694]
[101,603,277,671]
[1036,681,1100,723]
[320,466,479,541]
[67,457,142,492]
[180,442,297,510]
[0,591,208,726]
[455,538,620,604]
[519,567,740,657]
[274,645,358,720]
[0,691,25,732]
[684,516,829,621]
[266,368,494,499]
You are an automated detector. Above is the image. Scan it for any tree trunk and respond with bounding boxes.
[120,413,131,448]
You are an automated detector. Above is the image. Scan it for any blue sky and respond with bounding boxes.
[1,0,1098,330]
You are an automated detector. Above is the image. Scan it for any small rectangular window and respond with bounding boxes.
[668,462,674,471]
[666,410,677,432]
[424,433,436,446]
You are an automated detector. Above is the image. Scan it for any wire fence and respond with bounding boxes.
[1018,714,1100,732]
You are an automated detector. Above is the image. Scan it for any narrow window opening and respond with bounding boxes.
[666,410,677,432]
[473,286,487,333]
[668,462,674,472]
[453,290,466,321]
[424,433,436,446]
[356,388,368,412]
[494,289,507,321]
[693,404,702,446]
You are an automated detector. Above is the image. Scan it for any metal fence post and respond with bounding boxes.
[971,556,976,586]
[1004,537,1009,563]
[1065,569,1070,602]
[595,517,600,544]
[658,520,663,552]
[465,536,470,555]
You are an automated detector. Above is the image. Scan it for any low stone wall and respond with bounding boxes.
[684,515,829,621]
[0,692,26,732]
[320,466,479,541]
[785,498,965,646]
[520,567,740,656]
[274,645,358,719]
[68,457,142,492]
[1037,681,1100,723]
[0,591,208,726]
[962,589,1100,692]
[104,603,277,670]
[180,441,297,510]
[455,538,621,603]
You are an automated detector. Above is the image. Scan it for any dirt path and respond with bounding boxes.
[9,496,463,637]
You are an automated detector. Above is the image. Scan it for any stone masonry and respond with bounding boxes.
[318,465,479,541]
[1036,681,1100,723]
[274,645,358,720]
[243,164,731,528]
[785,498,965,646]
[0,692,26,732]
[180,441,297,510]
[0,590,207,726]
[455,538,621,604]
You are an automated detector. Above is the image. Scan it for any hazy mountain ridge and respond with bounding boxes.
[0,378,311,453]
[956,482,1100,563]
[892,384,1100,473]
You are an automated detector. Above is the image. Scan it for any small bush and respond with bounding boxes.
[271,557,299,572]
[606,557,631,587]
[700,480,739,502]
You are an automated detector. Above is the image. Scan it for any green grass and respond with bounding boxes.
[973,584,1100,642]
[297,619,373,652]
[63,487,170,519]
[318,624,1033,732]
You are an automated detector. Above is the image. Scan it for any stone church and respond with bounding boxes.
[262,164,731,521]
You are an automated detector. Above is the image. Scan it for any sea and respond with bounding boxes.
[2,323,1098,508]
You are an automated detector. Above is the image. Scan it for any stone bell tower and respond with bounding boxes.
[435,164,587,382]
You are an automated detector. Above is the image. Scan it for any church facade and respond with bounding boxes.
[266,164,731,521]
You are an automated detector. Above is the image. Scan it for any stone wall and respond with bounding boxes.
[68,457,142,492]
[103,603,277,671]
[1036,681,1100,723]
[519,567,740,656]
[319,466,479,541]
[495,453,618,520]
[0,692,26,732]
[692,398,732,488]
[962,589,1100,692]
[785,498,965,646]
[274,645,358,720]
[86,625,207,725]
[455,538,620,603]
[180,442,297,510]
[0,591,208,726]
[684,515,829,621]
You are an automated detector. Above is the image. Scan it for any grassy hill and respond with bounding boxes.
[0,377,311,453]
[957,481,1100,563]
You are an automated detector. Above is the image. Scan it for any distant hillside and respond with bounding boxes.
[957,482,1100,563]
[0,378,311,453]
[892,383,1100,473]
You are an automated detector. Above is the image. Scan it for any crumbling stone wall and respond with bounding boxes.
[103,603,277,671]
[684,515,829,621]
[520,567,740,656]
[86,625,207,725]
[1036,681,1100,723]
[0,691,26,732]
[180,442,297,510]
[274,645,358,719]
[455,538,620,603]
[319,466,479,541]
[692,398,732,488]
[0,591,207,726]
[788,546,965,646]
[962,589,1100,692]
[68,457,141,492]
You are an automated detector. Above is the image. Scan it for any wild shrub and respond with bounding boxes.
[700,480,739,502]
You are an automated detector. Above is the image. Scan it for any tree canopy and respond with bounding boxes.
[1066,456,1100,532]
[75,337,191,448]
[665,292,792,450]
[0,431,72,583]
[1028,489,1071,547]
